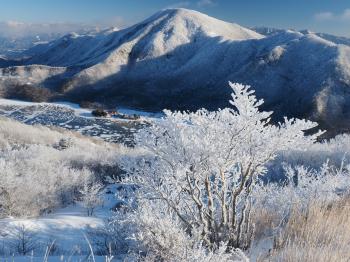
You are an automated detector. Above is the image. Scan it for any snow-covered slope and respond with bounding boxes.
[1,8,350,133]
[253,26,350,46]
[0,26,106,58]
[26,9,261,68]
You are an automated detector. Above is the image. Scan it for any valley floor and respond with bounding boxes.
[0,99,151,145]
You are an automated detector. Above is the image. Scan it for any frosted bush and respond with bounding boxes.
[253,159,350,220]
[268,133,350,181]
[0,144,93,217]
[79,180,104,216]
[116,199,249,262]
[0,117,128,217]
[118,82,322,259]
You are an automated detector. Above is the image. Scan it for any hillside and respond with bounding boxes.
[0,8,350,133]
[25,9,262,67]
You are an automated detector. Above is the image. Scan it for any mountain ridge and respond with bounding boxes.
[0,8,350,134]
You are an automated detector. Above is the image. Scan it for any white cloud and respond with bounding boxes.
[341,9,350,20]
[314,9,350,22]
[197,0,216,7]
[0,18,127,39]
[314,12,334,21]
[0,21,91,38]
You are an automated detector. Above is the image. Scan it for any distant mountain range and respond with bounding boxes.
[0,34,57,56]
[252,26,350,46]
[1,8,350,134]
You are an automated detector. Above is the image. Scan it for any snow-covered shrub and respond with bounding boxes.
[248,159,350,260]
[0,117,128,217]
[115,199,248,262]
[7,224,39,255]
[54,137,74,150]
[79,181,104,216]
[0,147,92,217]
[85,224,121,256]
[118,82,322,258]
[267,133,350,181]
[253,159,350,223]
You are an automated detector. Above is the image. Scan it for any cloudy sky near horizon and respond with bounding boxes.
[0,0,349,37]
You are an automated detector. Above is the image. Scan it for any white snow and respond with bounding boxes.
[0,185,118,256]
[0,98,92,118]
[0,98,162,122]
[117,107,164,118]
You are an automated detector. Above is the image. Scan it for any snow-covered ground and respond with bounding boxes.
[0,185,118,259]
[117,107,163,118]
[5,256,115,262]
[0,99,152,145]
[0,99,92,118]
[0,98,163,119]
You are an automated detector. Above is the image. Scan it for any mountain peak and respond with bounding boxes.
[143,8,263,41]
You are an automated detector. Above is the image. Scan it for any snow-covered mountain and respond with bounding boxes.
[24,8,261,67]
[0,34,60,58]
[0,23,105,57]
[1,8,350,133]
[253,26,350,46]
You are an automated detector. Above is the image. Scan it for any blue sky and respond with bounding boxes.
[0,0,350,36]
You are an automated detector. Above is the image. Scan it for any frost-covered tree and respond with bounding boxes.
[8,224,38,255]
[79,181,104,216]
[121,82,323,252]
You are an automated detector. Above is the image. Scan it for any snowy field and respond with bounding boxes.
[0,99,149,145]
[0,179,125,260]
[0,184,116,254]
